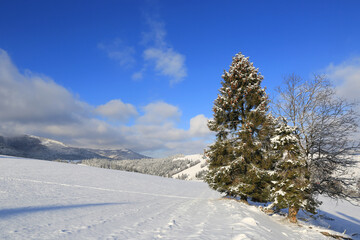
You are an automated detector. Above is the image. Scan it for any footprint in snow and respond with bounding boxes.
[168,220,177,229]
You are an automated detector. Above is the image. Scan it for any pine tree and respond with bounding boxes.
[206,52,274,203]
[269,118,319,223]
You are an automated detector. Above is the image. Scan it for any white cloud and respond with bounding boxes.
[132,71,143,80]
[0,49,89,125]
[95,99,138,122]
[0,49,211,157]
[141,18,167,48]
[137,101,181,125]
[326,57,360,101]
[189,114,211,137]
[131,65,147,81]
[101,17,187,84]
[325,57,360,140]
[139,18,187,85]
[144,47,187,85]
[98,39,136,68]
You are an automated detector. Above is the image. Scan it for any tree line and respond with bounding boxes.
[82,156,200,178]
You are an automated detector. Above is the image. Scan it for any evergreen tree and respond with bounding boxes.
[269,118,319,223]
[206,52,274,203]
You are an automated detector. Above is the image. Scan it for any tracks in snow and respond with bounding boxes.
[0,177,211,200]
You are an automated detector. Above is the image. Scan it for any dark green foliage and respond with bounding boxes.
[269,119,319,214]
[206,53,320,221]
[206,52,274,202]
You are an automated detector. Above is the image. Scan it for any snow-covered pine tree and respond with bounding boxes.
[206,52,275,203]
[269,118,318,223]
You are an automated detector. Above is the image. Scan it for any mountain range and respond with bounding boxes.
[0,134,149,160]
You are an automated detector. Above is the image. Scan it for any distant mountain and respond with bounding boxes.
[0,135,149,161]
[90,148,149,161]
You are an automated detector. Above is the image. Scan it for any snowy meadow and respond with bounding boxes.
[1,156,359,239]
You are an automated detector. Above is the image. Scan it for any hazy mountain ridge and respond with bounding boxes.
[91,148,148,160]
[0,135,149,160]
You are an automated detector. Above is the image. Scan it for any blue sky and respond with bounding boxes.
[0,0,360,157]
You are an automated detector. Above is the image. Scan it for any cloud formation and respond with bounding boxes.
[137,101,181,125]
[98,39,136,68]
[139,17,187,84]
[326,57,360,101]
[141,18,167,47]
[95,99,138,122]
[325,57,360,139]
[0,49,211,157]
[144,48,186,85]
[0,49,89,125]
[189,114,211,137]
[98,16,187,85]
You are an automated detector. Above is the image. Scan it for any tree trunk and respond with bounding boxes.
[288,206,299,223]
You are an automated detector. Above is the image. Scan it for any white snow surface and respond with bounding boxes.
[1,155,359,240]
[172,154,208,180]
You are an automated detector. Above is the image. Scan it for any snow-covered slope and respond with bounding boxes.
[172,154,208,180]
[1,156,359,239]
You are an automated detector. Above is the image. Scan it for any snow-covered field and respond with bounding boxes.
[1,155,359,240]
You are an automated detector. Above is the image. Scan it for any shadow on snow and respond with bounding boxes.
[0,202,127,219]
[298,209,360,239]
[223,196,360,239]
